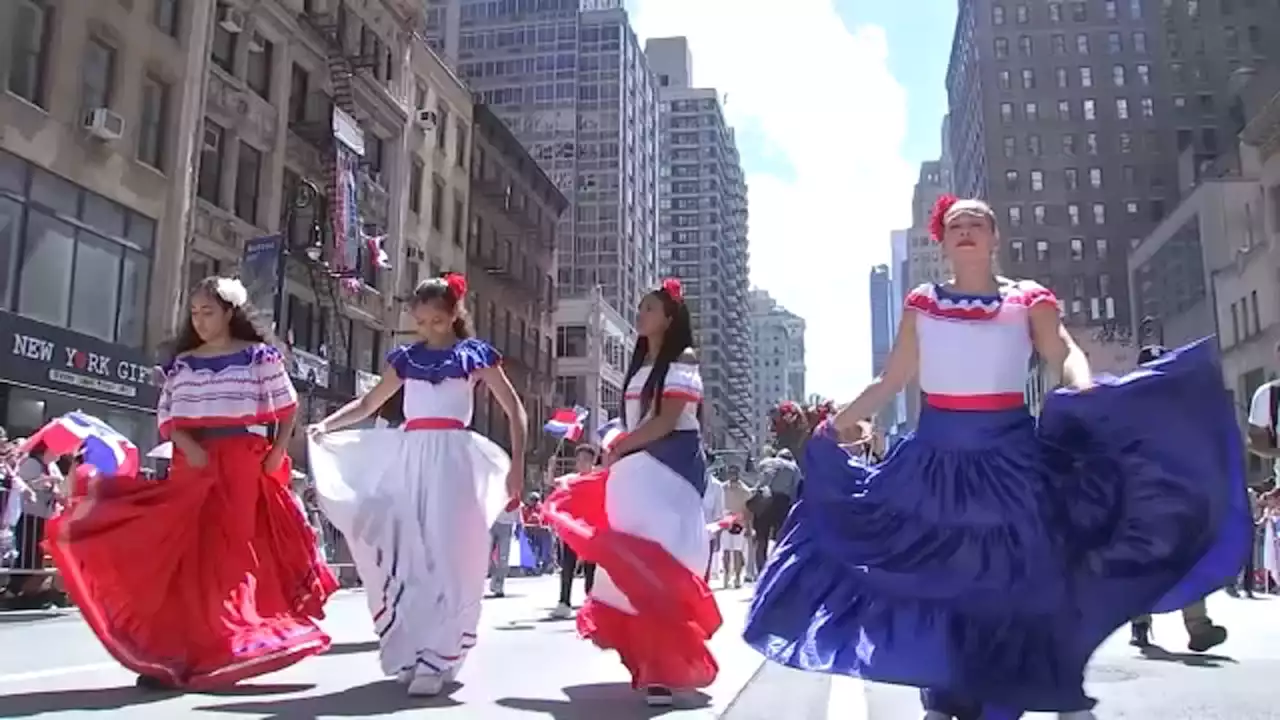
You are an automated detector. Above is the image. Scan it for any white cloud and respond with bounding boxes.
[630,0,915,400]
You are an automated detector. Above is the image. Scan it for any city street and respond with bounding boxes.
[0,580,1275,718]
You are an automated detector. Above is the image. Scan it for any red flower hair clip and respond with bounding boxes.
[660,277,683,303]
[443,272,467,299]
[928,193,959,242]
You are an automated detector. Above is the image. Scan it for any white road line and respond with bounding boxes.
[0,662,118,684]
[828,675,871,719]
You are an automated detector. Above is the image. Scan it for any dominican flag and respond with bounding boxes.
[544,406,588,442]
[595,417,626,453]
[19,411,140,479]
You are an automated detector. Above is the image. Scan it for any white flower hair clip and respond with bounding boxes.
[215,277,249,308]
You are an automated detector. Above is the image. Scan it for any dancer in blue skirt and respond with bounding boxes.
[743,195,1250,719]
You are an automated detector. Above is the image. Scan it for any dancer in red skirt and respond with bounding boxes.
[46,276,337,690]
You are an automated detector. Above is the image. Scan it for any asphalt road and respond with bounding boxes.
[0,579,1276,718]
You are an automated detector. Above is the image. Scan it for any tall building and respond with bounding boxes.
[646,36,752,453]
[868,264,898,431]
[750,289,805,447]
[467,103,569,485]
[946,0,1167,338]
[426,1,660,329]
[552,288,633,472]
[903,160,949,428]
[1159,0,1280,178]
[940,113,956,193]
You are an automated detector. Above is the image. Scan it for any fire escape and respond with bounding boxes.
[287,2,393,370]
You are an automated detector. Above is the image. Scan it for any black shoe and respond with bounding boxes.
[135,674,173,691]
[645,686,673,707]
[1130,622,1151,648]
[1187,623,1227,653]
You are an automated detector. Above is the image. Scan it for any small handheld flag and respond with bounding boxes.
[543,406,588,442]
[595,417,627,453]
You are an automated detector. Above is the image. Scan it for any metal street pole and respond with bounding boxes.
[272,180,321,331]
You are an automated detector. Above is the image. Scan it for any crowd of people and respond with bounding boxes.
[1,192,1275,718]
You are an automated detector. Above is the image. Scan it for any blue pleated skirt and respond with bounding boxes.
[743,338,1250,713]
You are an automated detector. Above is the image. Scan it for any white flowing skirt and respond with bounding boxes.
[309,428,509,677]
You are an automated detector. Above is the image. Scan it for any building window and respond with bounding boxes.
[1070,238,1084,260]
[1015,4,1029,23]
[81,38,117,119]
[1004,136,1016,158]
[1136,64,1150,86]
[211,4,237,73]
[556,325,588,357]
[1071,1,1087,21]
[1049,3,1062,22]
[1104,0,1117,19]
[1024,101,1039,121]
[1107,32,1123,54]
[1062,134,1077,155]
[1008,206,1023,226]
[436,105,449,150]
[137,76,170,171]
[1083,98,1096,120]
[1118,131,1133,153]
[1058,100,1072,120]
[1086,132,1098,154]
[1018,36,1032,56]
[234,142,262,224]
[1021,68,1036,89]
[1030,170,1044,191]
[454,120,467,167]
[1036,240,1050,261]
[1076,34,1089,54]
[1056,67,1069,88]
[431,177,444,230]
[1095,238,1108,258]
[1005,170,1020,191]
[995,38,1009,59]
[1092,203,1106,224]
[1010,240,1025,262]
[7,0,51,107]
[1065,168,1079,189]
[197,121,224,205]
[1033,205,1047,224]
[154,0,180,37]
[1068,203,1081,225]
[452,197,464,246]
[1000,103,1014,123]
[245,34,274,99]
[1079,67,1093,88]
[999,70,1012,90]
[1028,134,1041,156]
[1115,98,1129,119]
[409,159,424,214]
[12,166,153,346]
[1089,167,1103,188]
[1052,34,1067,54]
[1140,97,1154,117]
[993,4,1005,24]
[1112,65,1126,87]
[288,64,309,124]
[1132,31,1147,53]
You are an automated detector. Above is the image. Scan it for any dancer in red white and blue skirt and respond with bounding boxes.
[543,278,723,707]
[744,196,1250,719]
[308,272,527,697]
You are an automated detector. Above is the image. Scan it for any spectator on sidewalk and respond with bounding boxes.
[488,501,520,598]
[550,446,599,618]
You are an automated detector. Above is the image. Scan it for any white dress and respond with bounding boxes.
[308,338,509,679]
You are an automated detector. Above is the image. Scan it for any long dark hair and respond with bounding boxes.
[169,276,275,359]
[412,273,473,339]
[620,286,695,427]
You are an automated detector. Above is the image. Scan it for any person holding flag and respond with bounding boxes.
[45,277,337,690]
[550,443,603,619]
[542,278,722,707]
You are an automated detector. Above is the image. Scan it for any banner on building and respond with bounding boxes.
[330,108,364,278]
[241,234,282,326]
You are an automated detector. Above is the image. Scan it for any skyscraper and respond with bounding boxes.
[750,289,806,447]
[425,0,659,328]
[646,36,753,452]
[868,264,898,432]
[946,0,1164,337]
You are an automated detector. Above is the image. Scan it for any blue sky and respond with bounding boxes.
[631,0,957,399]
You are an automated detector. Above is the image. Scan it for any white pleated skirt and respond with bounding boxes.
[308,428,509,677]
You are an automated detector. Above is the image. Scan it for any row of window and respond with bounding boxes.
[7,2,175,172]
[0,152,152,349]
[992,0,1143,25]
[1227,291,1263,348]
[999,96,1157,123]
[993,30,1147,59]
[998,63,1152,92]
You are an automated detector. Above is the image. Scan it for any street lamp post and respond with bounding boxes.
[271,180,323,328]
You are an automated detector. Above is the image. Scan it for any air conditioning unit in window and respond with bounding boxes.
[247,32,266,53]
[82,108,126,141]
[201,126,221,152]
[415,109,438,131]
[217,4,246,34]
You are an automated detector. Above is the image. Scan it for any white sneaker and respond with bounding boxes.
[395,669,413,684]
[550,603,573,619]
[407,671,445,697]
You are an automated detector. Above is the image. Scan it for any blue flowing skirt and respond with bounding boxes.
[743,338,1250,712]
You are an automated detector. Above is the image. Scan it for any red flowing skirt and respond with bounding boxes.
[543,467,722,690]
[46,434,337,689]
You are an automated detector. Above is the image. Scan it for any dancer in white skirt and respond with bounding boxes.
[543,278,723,707]
[307,273,526,697]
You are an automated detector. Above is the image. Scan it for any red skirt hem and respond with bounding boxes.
[544,468,722,690]
[46,434,335,688]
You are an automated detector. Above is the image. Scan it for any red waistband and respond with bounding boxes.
[925,392,1026,411]
[404,417,466,430]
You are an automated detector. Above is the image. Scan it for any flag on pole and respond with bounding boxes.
[544,406,588,442]
[595,417,626,453]
[19,411,140,478]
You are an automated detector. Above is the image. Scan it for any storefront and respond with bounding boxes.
[0,311,160,453]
